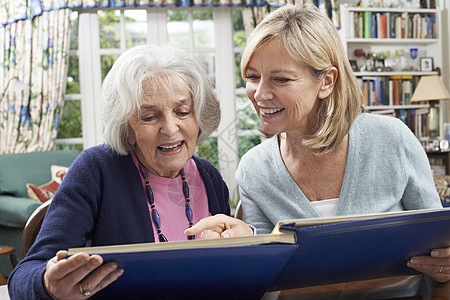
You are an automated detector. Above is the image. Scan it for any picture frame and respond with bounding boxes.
[375,59,385,72]
[349,60,358,72]
[420,57,433,71]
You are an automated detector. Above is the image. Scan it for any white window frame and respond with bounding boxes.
[73,7,240,193]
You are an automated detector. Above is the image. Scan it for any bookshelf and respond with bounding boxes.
[339,4,444,142]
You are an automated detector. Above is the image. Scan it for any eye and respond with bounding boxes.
[143,116,156,122]
[245,74,260,81]
[175,104,193,118]
[142,112,158,122]
[177,111,190,117]
[177,107,193,116]
[274,77,291,83]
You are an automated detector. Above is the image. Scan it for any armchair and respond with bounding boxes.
[0,149,79,276]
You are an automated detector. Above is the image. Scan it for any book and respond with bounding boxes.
[68,208,450,299]
[363,11,372,38]
[415,107,430,139]
[69,232,297,299]
[269,208,450,291]
[379,13,387,38]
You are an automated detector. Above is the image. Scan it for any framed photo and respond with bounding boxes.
[349,60,358,72]
[420,57,433,71]
[375,59,385,72]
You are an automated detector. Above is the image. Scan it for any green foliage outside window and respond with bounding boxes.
[196,137,218,169]
[66,56,80,94]
[69,12,78,50]
[98,10,121,48]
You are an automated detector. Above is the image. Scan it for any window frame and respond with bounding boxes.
[60,6,250,195]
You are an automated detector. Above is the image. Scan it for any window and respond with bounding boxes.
[56,7,262,204]
[55,11,83,152]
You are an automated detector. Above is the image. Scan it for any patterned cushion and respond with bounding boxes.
[26,165,68,203]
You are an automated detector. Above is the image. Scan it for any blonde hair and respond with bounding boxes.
[100,45,220,155]
[241,4,363,156]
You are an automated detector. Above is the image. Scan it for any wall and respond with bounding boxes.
[442,1,449,128]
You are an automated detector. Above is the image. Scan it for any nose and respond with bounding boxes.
[160,114,179,137]
[252,79,273,103]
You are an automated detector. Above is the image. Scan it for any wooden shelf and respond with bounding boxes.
[347,38,439,45]
[365,104,429,110]
[355,71,438,76]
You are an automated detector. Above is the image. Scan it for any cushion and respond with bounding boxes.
[0,150,78,198]
[50,165,69,184]
[26,183,55,203]
[27,165,69,203]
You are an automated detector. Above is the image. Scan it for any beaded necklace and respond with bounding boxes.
[138,160,195,242]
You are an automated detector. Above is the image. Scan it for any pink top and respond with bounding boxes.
[131,152,210,242]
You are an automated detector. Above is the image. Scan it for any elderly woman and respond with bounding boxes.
[8,44,241,299]
[188,3,450,295]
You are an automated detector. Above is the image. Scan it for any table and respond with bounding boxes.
[427,151,450,175]
[266,276,423,299]
[2,276,449,299]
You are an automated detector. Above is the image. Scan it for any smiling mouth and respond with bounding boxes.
[158,141,183,152]
[260,107,285,114]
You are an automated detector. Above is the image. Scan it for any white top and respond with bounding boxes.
[311,198,339,217]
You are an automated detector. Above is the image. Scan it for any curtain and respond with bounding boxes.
[1,1,71,154]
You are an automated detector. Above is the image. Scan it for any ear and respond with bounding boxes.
[318,67,338,100]
[128,126,136,146]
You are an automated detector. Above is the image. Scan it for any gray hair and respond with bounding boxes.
[100,44,221,155]
[241,4,363,156]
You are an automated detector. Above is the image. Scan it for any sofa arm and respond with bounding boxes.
[0,196,41,228]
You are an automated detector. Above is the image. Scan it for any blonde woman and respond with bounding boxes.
[188,4,449,293]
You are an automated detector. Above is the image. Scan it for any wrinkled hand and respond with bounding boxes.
[407,246,450,282]
[43,250,124,299]
[185,214,253,239]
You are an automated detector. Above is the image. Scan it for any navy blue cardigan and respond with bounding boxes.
[8,145,230,299]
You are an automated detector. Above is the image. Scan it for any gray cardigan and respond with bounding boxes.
[236,113,442,234]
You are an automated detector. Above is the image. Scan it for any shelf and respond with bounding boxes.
[347,38,439,44]
[365,104,430,110]
[339,3,444,139]
[345,7,438,13]
[355,71,438,76]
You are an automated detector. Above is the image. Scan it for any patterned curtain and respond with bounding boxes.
[0,1,71,154]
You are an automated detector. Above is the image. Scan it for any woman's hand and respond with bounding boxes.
[407,246,450,282]
[185,214,254,239]
[43,250,124,299]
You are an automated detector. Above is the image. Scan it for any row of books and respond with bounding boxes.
[370,108,429,139]
[347,11,437,39]
[398,108,429,139]
[358,75,421,106]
